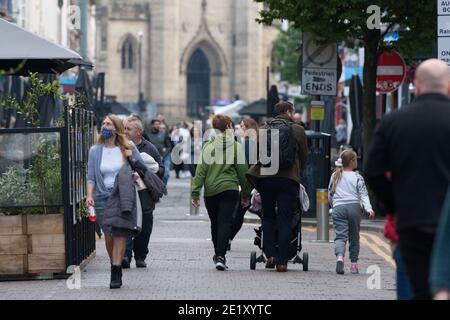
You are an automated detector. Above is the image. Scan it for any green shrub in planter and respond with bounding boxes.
[0,166,38,215]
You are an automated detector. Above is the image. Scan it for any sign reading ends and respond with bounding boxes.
[301,32,338,96]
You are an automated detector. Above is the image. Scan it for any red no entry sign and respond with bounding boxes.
[376,51,406,93]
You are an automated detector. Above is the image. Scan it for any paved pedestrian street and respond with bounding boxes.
[0,176,395,300]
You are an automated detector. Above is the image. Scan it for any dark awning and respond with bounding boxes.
[0,18,92,75]
[239,99,267,116]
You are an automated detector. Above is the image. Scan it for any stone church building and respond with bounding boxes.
[94,0,278,121]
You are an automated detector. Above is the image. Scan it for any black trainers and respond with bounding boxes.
[336,260,344,275]
[213,255,217,264]
[121,257,131,269]
[136,259,147,268]
[215,256,227,271]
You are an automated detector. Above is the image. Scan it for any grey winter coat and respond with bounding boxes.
[103,159,167,234]
[103,161,140,234]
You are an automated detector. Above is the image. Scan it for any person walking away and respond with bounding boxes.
[228,118,259,250]
[328,149,375,275]
[122,116,163,268]
[188,124,202,178]
[246,101,308,272]
[86,114,143,289]
[430,187,450,300]
[293,113,307,129]
[335,119,347,146]
[148,119,172,185]
[364,59,450,300]
[191,115,251,271]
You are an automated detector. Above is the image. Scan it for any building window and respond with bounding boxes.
[121,37,134,69]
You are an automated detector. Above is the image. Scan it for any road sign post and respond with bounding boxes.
[438,0,450,64]
[301,33,338,97]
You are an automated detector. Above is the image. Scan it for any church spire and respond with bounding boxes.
[202,0,207,16]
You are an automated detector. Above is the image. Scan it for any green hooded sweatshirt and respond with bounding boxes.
[191,135,251,200]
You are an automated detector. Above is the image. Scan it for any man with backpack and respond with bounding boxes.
[246,101,308,272]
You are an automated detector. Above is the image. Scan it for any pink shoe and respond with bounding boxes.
[350,263,359,274]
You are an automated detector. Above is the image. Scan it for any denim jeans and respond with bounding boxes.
[163,154,171,185]
[393,246,412,300]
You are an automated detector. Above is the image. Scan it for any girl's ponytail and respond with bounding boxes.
[331,158,344,194]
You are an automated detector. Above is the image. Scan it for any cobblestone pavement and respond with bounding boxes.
[0,175,396,300]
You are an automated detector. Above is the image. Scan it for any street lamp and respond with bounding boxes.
[137,31,144,111]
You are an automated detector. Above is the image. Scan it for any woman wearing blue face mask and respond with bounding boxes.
[86,114,143,288]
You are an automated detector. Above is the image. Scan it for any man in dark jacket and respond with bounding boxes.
[247,101,308,272]
[148,119,173,185]
[123,117,164,268]
[364,59,450,300]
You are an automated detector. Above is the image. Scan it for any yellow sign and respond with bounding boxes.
[311,106,325,121]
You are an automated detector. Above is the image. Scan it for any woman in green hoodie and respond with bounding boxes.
[191,115,252,270]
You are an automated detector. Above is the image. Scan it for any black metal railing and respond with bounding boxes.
[62,105,95,267]
[0,105,95,272]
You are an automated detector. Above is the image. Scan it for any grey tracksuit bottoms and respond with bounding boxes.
[331,203,362,263]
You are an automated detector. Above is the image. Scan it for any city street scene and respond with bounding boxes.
[0,0,450,306]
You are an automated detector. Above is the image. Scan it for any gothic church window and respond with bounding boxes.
[121,37,135,69]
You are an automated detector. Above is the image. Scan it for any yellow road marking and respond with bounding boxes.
[360,232,391,252]
[360,235,395,268]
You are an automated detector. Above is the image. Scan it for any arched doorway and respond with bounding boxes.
[187,49,210,118]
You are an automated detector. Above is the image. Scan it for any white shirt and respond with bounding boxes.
[100,146,123,189]
[328,171,373,213]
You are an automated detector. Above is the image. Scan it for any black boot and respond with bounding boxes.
[110,265,122,289]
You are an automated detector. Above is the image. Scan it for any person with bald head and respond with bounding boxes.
[364,59,450,300]
[293,113,307,129]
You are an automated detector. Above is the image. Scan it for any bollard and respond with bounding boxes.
[190,177,199,216]
[316,189,329,241]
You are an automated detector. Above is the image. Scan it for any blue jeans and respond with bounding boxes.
[163,154,171,186]
[393,246,413,300]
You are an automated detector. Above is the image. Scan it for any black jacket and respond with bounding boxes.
[364,93,450,232]
[137,138,165,179]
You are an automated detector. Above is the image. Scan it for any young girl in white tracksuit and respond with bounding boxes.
[328,149,375,275]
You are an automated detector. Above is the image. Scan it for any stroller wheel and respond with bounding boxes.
[250,251,257,270]
[302,252,309,271]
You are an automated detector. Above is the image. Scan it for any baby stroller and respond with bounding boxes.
[248,190,309,271]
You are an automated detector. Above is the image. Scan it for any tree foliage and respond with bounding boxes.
[272,27,302,84]
[256,1,435,59]
[255,0,436,157]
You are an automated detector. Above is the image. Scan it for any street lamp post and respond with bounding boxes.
[137,31,144,111]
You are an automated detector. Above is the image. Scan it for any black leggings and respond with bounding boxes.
[229,192,250,242]
[204,190,239,257]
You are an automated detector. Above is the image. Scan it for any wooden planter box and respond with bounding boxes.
[0,214,66,278]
